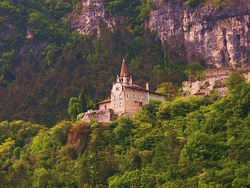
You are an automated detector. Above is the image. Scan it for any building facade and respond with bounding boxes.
[97,59,165,118]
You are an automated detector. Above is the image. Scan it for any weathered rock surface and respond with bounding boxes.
[182,67,250,96]
[71,0,118,35]
[149,0,250,67]
[71,0,250,67]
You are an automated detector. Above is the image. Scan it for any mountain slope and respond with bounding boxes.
[72,0,250,67]
[0,0,249,126]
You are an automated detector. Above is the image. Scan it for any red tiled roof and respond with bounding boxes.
[120,59,129,77]
[97,99,111,104]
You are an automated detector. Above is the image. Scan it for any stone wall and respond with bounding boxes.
[82,109,114,122]
[182,68,250,96]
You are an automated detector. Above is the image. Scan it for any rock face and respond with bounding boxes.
[182,67,250,96]
[71,0,250,67]
[149,0,250,67]
[71,0,118,35]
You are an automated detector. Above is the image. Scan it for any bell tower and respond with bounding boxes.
[116,59,132,85]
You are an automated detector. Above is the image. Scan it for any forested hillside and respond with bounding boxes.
[1,0,206,126]
[0,0,244,126]
[0,83,249,187]
[1,0,249,187]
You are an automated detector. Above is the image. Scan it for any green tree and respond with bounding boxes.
[32,167,54,188]
[139,99,162,123]
[112,116,134,144]
[68,97,81,122]
[28,10,51,40]
[9,152,32,187]
[157,96,201,120]
[53,145,78,187]
[226,72,245,90]
[155,82,178,101]
[185,61,205,76]
[0,138,15,170]
[180,131,225,177]
[78,94,96,112]
[50,121,72,145]
[0,51,17,85]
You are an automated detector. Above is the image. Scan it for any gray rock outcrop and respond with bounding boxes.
[149,0,250,67]
[71,0,250,67]
[71,0,118,35]
[182,67,250,96]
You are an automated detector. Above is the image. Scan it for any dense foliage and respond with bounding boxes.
[0,0,247,187]
[0,83,249,187]
[1,0,207,126]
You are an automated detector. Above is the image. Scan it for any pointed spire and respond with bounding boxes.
[120,59,129,77]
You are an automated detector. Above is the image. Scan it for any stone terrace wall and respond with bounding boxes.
[82,109,114,123]
[183,68,250,96]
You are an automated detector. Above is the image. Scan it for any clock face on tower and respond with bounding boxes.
[112,83,122,95]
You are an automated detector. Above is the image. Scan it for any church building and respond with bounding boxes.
[82,60,165,122]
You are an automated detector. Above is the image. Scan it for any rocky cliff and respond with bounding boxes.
[71,0,250,67]
[182,67,250,97]
[149,0,250,67]
[71,0,118,35]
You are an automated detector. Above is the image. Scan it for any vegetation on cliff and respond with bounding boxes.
[0,0,248,187]
[0,82,249,187]
[1,0,207,126]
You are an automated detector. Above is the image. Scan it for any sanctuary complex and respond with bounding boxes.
[82,60,166,122]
